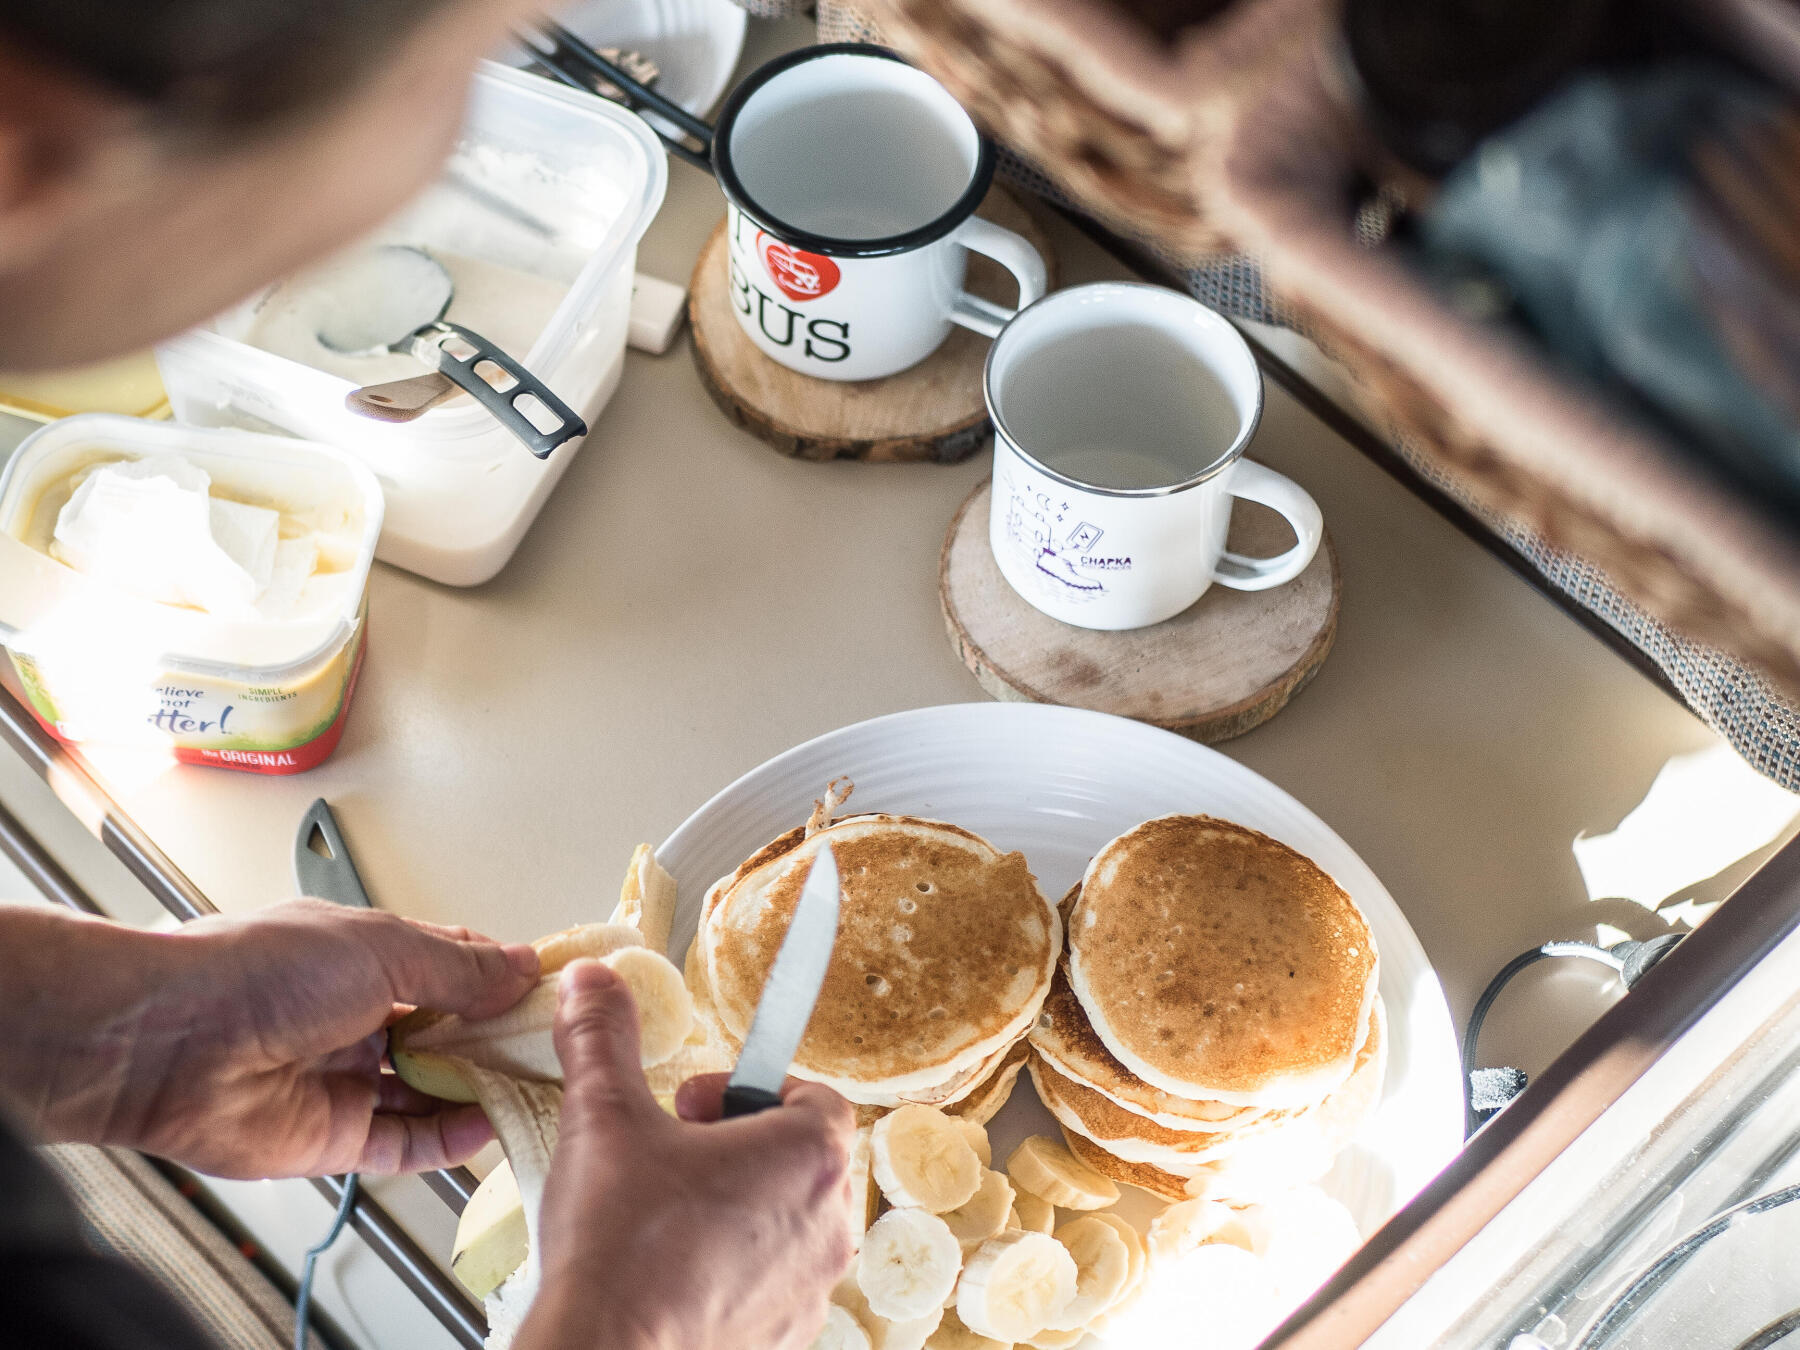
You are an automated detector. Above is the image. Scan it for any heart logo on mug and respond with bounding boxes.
[758,233,840,303]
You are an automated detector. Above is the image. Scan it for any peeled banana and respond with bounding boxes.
[390,923,693,1103]
[609,844,677,958]
[451,1160,528,1300]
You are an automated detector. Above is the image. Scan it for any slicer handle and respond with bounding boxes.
[721,1085,784,1118]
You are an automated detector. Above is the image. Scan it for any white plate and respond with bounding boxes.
[658,704,1463,1328]
[514,0,747,118]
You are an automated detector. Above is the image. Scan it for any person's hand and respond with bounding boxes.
[515,961,857,1350]
[4,899,538,1178]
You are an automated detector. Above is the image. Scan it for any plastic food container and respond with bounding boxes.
[156,63,667,586]
[0,415,383,774]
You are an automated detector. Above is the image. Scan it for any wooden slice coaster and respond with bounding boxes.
[688,186,1055,463]
[940,481,1340,742]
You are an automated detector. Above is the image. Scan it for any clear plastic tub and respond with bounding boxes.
[0,415,383,774]
[156,64,667,586]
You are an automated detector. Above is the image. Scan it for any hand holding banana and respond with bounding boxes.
[0,898,540,1179]
[512,961,858,1350]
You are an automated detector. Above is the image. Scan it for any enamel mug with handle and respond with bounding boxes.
[986,282,1323,630]
[712,44,1047,382]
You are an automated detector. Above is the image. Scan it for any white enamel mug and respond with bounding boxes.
[986,283,1323,630]
[712,45,1047,382]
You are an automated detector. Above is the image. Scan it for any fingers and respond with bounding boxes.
[553,960,659,1137]
[358,1102,494,1174]
[673,1074,855,1128]
[357,911,539,1018]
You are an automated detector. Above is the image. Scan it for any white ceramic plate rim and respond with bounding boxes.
[657,702,1463,1250]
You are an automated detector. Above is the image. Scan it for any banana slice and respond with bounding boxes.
[952,1117,992,1168]
[836,1261,943,1350]
[533,922,644,972]
[1147,1198,1237,1263]
[1023,1329,1085,1349]
[847,1126,880,1248]
[942,1168,1014,1249]
[451,1159,526,1299]
[956,1230,1078,1342]
[1231,1187,1362,1303]
[603,945,696,1066]
[608,844,677,957]
[1045,1217,1130,1331]
[1012,1189,1056,1234]
[872,1105,983,1213]
[925,1308,1007,1350]
[859,1208,963,1321]
[812,1305,873,1350]
[1006,1136,1118,1211]
[1099,1242,1280,1349]
[1087,1211,1147,1296]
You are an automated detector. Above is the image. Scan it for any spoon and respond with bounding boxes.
[320,245,585,459]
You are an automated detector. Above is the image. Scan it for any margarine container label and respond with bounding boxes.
[10,610,365,774]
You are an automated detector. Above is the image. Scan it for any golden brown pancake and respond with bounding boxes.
[1033,1000,1386,1168]
[1030,964,1269,1131]
[703,814,1059,1100]
[1069,815,1377,1107]
[945,1040,1030,1125]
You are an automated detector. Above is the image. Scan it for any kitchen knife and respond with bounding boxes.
[722,844,841,1118]
[294,797,374,909]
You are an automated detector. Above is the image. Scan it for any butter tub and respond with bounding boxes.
[0,415,383,773]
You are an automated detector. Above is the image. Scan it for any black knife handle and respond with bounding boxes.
[721,1085,784,1118]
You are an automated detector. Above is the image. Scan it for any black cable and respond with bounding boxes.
[295,1173,359,1350]
[1461,941,1625,1139]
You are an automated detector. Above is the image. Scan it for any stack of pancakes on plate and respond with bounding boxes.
[1027,815,1385,1202]
[694,810,1059,1116]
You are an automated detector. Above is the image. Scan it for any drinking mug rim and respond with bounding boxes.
[984,281,1267,498]
[711,43,997,260]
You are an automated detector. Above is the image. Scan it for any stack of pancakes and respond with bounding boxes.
[1027,815,1384,1203]
[695,811,1060,1115]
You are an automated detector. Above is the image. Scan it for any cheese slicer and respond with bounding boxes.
[320,244,585,459]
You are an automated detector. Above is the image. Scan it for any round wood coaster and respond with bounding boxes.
[940,481,1340,742]
[688,186,1055,463]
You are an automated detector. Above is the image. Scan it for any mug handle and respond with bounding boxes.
[1211,459,1324,591]
[946,217,1049,337]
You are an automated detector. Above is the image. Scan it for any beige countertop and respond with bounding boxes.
[4,13,1797,1150]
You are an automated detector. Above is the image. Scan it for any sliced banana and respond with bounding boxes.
[956,1230,1078,1342]
[812,1305,873,1350]
[1012,1189,1056,1235]
[603,945,695,1066]
[872,1105,983,1213]
[1045,1217,1130,1331]
[451,1159,526,1299]
[925,1307,1008,1350]
[1023,1328,1085,1350]
[859,1208,963,1321]
[1147,1198,1237,1263]
[1006,1136,1118,1211]
[837,1261,942,1350]
[608,844,677,957]
[942,1168,1014,1249]
[951,1116,992,1168]
[1099,1242,1280,1349]
[1231,1187,1362,1303]
[1087,1211,1147,1296]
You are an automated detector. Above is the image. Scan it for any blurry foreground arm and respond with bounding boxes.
[516,962,857,1350]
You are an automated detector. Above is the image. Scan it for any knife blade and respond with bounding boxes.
[294,798,374,909]
[722,844,841,1118]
